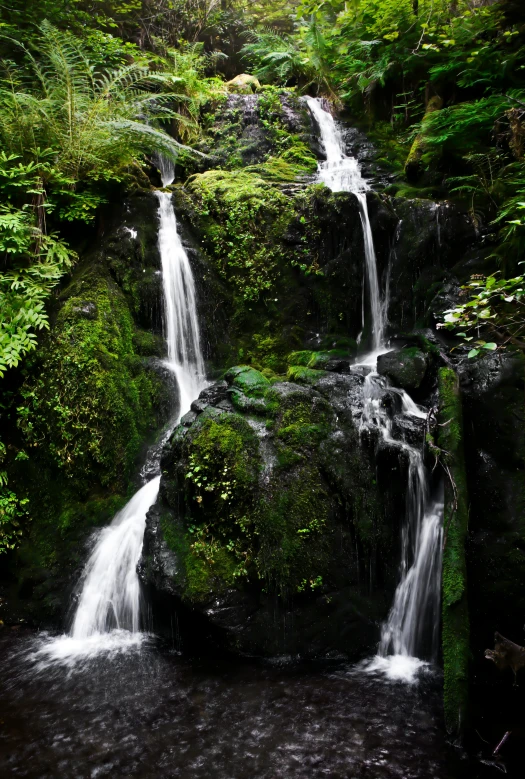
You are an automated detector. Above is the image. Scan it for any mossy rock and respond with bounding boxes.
[437,368,469,737]
[287,349,349,369]
[404,96,443,183]
[225,365,270,396]
[286,365,327,385]
[226,74,261,94]
[142,364,400,658]
[377,347,428,390]
[224,365,278,415]
[2,196,170,624]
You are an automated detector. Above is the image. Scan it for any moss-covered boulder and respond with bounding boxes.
[226,74,261,93]
[377,347,429,390]
[175,177,367,371]
[175,89,318,178]
[140,362,420,658]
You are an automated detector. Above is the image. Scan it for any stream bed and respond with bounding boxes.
[0,630,457,779]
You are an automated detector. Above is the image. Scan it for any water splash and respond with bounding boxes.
[69,477,161,641]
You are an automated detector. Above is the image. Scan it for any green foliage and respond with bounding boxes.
[439,270,525,355]
[0,20,219,384]
[242,16,338,98]
[0,440,29,554]
[0,204,74,377]
[174,414,260,595]
[0,22,198,196]
[242,0,525,251]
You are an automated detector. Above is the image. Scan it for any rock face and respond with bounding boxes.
[367,195,477,336]
[140,358,430,658]
[377,348,428,390]
[458,351,525,734]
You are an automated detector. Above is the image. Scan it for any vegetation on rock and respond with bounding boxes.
[437,367,470,736]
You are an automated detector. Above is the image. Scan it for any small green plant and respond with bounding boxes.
[297,574,323,593]
[438,270,525,356]
[0,441,29,553]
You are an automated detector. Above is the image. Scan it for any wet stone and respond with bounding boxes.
[191,398,210,414]
[377,348,428,390]
[180,411,197,427]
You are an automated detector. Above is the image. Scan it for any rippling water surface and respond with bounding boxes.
[3,629,493,779]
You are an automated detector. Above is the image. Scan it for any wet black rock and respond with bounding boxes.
[377,348,429,390]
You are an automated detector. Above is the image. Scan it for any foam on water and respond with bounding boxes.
[360,654,431,684]
[28,630,149,672]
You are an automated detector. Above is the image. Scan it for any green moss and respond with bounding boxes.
[225,365,279,416]
[287,349,348,369]
[166,372,341,601]
[18,267,162,492]
[133,328,164,357]
[438,367,470,737]
[404,96,443,183]
[254,464,331,592]
[278,423,327,449]
[9,262,166,613]
[160,512,238,602]
[164,413,261,600]
[225,365,270,396]
[184,169,294,303]
[247,333,290,374]
[276,446,303,469]
[287,365,327,384]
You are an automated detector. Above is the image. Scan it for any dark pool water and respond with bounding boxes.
[0,630,505,779]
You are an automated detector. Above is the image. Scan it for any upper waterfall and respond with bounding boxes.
[305,97,385,350]
[157,190,206,415]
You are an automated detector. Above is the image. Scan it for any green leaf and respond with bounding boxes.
[468,348,480,358]
[483,343,497,350]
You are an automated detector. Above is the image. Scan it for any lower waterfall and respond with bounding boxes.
[306,97,444,681]
[36,187,207,663]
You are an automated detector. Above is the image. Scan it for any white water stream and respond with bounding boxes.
[307,98,443,683]
[305,97,386,350]
[38,166,206,664]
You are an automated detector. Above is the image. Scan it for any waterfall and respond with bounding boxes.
[38,185,206,662]
[157,154,175,188]
[305,97,385,350]
[157,190,205,414]
[306,97,443,681]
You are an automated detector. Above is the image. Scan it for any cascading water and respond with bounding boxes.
[306,97,443,681]
[156,190,205,414]
[305,97,385,350]
[37,167,206,663]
